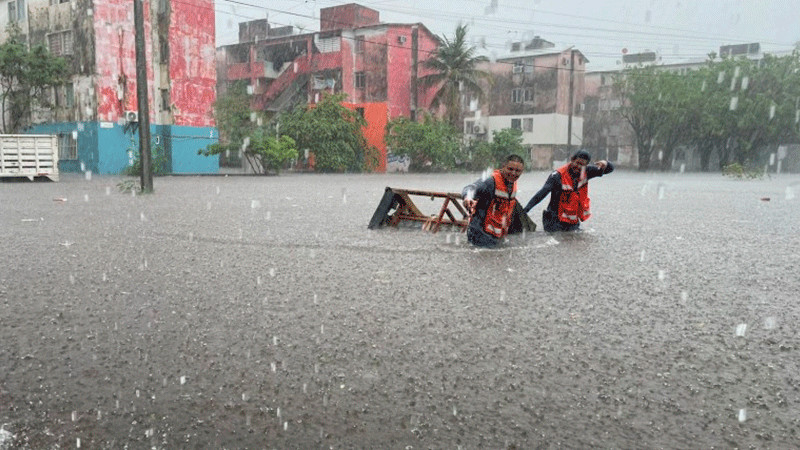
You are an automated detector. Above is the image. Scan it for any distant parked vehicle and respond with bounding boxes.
[0,134,59,181]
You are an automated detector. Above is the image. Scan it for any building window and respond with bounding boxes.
[160,89,170,111]
[58,132,77,160]
[354,72,365,89]
[523,118,533,132]
[48,31,74,56]
[355,35,365,54]
[511,118,521,130]
[512,88,532,103]
[513,61,524,73]
[464,120,474,134]
[65,83,73,107]
[8,0,24,22]
[49,0,69,4]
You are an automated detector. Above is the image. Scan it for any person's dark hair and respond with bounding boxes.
[571,150,591,162]
[505,154,524,165]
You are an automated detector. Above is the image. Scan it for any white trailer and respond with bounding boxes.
[0,134,59,181]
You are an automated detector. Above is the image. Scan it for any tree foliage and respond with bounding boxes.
[278,93,371,172]
[385,114,461,171]
[0,25,69,133]
[420,24,491,129]
[202,81,298,174]
[466,128,526,171]
[616,51,800,171]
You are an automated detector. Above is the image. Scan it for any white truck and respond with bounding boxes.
[0,134,59,181]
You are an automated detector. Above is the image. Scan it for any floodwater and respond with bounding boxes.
[1,170,799,448]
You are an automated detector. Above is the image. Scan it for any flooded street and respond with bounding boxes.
[2,171,800,448]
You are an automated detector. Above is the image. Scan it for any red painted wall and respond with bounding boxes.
[344,102,388,172]
[94,2,143,121]
[92,0,215,127]
[169,0,216,127]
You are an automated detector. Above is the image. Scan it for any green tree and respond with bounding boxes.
[614,66,660,171]
[420,24,491,129]
[207,80,257,165]
[278,93,370,172]
[467,128,526,171]
[385,114,461,171]
[0,25,68,133]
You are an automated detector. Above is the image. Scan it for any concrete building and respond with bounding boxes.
[463,38,588,169]
[216,3,440,172]
[0,0,218,174]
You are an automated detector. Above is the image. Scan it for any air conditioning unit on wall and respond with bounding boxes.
[472,124,486,134]
[397,35,407,45]
[125,111,139,123]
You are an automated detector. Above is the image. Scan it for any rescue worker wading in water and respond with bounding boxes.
[461,154,525,248]
[523,149,614,232]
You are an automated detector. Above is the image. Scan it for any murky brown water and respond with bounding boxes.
[2,171,799,448]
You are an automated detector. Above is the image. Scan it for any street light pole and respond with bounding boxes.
[134,0,153,193]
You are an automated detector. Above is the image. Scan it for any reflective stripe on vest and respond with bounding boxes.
[483,170,517,238]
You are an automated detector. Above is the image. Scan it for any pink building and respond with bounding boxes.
[217,3,440,172]
[12,0,218,174]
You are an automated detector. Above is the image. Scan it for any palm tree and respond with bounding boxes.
[420,24,491,129]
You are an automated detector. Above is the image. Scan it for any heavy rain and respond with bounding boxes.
[2,0,800,448]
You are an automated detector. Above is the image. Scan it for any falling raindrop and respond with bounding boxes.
[180,376,186,385]
[251,200,261,209]
[740,76,749,90]
[729,97,738,111]
[679,163,685,173]
[216,186,220,194]
[680,291,688,302]
[320,324,324,334]
[733,66,741,78]
[657,270,666,281]
[140,212,146,222]
[85,171,92,181]
[97,410,102,420]
[341,188,348,204]
[269,268,276,277]
[735,323,747,337]
[639,250,646,262]
[83,194,89,202]
[257,276,262,285]
[105,186,111,195]
[273,336,278,346]
[77,438,81,448]
[769,104,776,120]
[303,383,308,394]
[764,317,777,329]
[738,408,747,422]
[785,186,795,200]
[242,392,249,401]
[717,71,725,84]
[271,362,277,372]
[284,421,288,431]
[313,293,318,305]
[701,80,707,92]
[69,274,75,284]
[657,185,666,200]
[72,411,78,421]
[206,202,212,210]
[453,406,458,416]
[136,389,140,398]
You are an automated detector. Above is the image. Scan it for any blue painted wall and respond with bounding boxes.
[28,122,218,175]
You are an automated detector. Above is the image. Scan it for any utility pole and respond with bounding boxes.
[134,0,153,192]
[566,49,575,154]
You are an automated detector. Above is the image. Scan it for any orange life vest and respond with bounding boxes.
[483,170,517,238]
[555,164,591,224]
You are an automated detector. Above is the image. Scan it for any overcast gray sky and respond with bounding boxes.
[215,0,800,70]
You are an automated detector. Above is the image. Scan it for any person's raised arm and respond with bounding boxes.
[523,173,558,213]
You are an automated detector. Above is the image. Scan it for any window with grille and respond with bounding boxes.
[58,132,77,160]
[511,118,521,130]
[48,31,74,56]
[354,72,365,89]
[355,36,365,54]
[9,0,24,22]
[523,118,533,132]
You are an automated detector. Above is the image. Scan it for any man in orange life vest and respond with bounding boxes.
[523,150,614,232]
[461,154,525,247]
